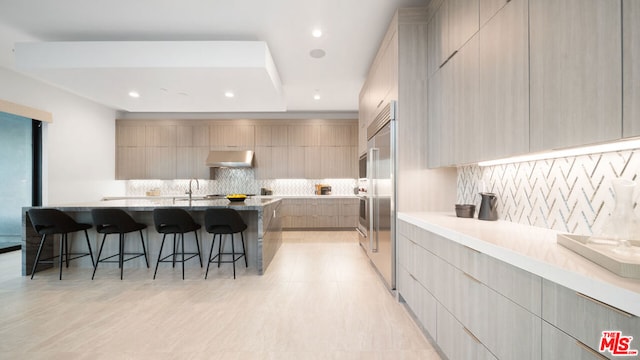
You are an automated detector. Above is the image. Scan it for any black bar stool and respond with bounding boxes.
[204,208,248,279]
[27,208,95,280]
[91,208,149,280]
[153,208,203,280]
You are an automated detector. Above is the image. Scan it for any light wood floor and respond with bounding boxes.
[0,231,441,359]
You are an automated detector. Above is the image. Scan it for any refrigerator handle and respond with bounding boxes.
[369,147,379,253]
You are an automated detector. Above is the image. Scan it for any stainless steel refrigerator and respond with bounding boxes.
[365,101,396,290]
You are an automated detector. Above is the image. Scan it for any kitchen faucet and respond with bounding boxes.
[186,178,200,205]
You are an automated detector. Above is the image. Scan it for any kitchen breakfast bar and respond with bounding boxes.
[21,197,283,277]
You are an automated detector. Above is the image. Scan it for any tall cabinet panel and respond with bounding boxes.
[116,124,145,180]
[479,0,508,26]
[145,125,176,180]
[176,124,209,179]
[451,33,479,165]
[427,67,444,168]
[478,0,529,160]
[623,0,640,137]
[448,0,479,53]
[426,0,449,78]
[530,0,622,151]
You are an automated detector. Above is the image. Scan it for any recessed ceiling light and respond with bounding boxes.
[225,91,235,98]
[310,49,326,59]
[314,93,321,100]
[312,29,323,38]
[128,91,140,98]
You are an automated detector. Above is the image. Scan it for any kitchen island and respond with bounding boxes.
[21,197,282,277]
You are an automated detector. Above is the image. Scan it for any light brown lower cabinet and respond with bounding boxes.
[542,280,640,359]
[397,219,640,360]
[436,302,498,360]
[280,198,357,229]
[542,321,610,360]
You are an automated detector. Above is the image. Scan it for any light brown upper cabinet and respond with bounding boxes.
[359,20,399,151]
[176,124,210,179]
[449,0,479,54]
[530,0,622,151]
[116,147,145,179]
[116,124,145,147]
[145,125,177,179]
[117,124,177,179]
[427,27,479,167]
[452,33,480,165]
[478,0,529,160]
[426,0,479,78]
[116,123,146,179]
[117,120,356,180]
[479,0,509,27]
[176,147,209,179]
[145,125,176,147]
[255,125,288,146]
[427,0,449,78]
[623,0,640,138]
[210,124,254,150]
[358,91,369,155]
[427,65,445,168]
[177,124,209,147]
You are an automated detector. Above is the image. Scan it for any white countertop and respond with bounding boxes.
[398,212,640,316]
[42,197,281,211]
[102,194,358,201]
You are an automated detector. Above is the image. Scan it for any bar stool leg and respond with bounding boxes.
[205,234,217,279]
[139,230,149,268]
[241,232,247,267]
[194,232,203,267]
[92,234,108,280]
[181,233,185,280]
[217,234,223,268]
[153,234,167,280]
[119,234,125,280]
[84,230,95,267]
[59,234,65,280]
[172,234,177,268]
[30,234,47,279]
[64,234,70,268]
[231,234,236,279]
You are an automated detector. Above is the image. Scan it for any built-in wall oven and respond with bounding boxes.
[357,195,369,249]
[359,154,367,179]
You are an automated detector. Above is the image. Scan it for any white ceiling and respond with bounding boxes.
[0,0,428,113]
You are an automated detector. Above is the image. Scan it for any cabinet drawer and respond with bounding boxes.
[482,255,542,316]
[397,233,417,275]
[397,220,421,244]
[482,284,542,360]
[543,321,612,360]
[437,303,497,360]
[542,280,640,355]
[415,281,438,339]
[452,266,542,360]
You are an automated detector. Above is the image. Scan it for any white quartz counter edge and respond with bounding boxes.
[102,195,358,201]
[398,212,640,317]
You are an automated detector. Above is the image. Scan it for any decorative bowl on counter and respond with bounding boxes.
[226,194,247,202]
[455,204,476,218]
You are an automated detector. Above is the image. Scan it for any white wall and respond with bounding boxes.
[0,67,120,204]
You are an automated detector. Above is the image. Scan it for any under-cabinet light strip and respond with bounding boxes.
[478,138,640,167]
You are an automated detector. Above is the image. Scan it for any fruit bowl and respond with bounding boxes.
[226,194,247,202]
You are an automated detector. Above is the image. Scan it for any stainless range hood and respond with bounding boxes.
[205,150,254,168]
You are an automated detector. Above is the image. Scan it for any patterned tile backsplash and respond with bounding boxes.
[457,149,640,236]
[126,168,357,197]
